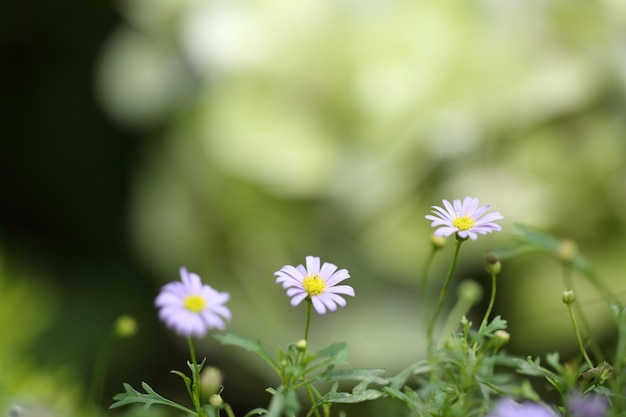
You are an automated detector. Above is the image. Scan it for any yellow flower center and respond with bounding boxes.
[452,215,475,231]
[303,274,326,296]
[184,295,206,312]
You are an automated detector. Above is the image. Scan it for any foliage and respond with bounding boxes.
[109,218,624,416]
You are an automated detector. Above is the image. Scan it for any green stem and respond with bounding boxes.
[305,384,324,417]
[562,264,604,363]
[86,332,115,409]
[437,289,476,347]
[188,337,198,367]
[427,237,464,350]
[479,272,497,332]
[566,303,594,370]
[224,403,237,417]
[188,337,206,417]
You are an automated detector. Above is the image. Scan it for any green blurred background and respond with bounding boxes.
[3,0,626,415]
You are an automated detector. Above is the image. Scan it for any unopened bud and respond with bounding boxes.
[200,367,223,396]
[458,280,483,305]
[296,339,307,351]
[209,394,223,407]
[558,239,578,264]
[494,330,510,345]
[562,288,577,304]
[484,252,501,275]
[430,234,447,249]
[114,315,138,338]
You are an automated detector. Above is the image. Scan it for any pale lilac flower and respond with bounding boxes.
[275,256,355,314]
[155,267,231,337]
[486,398,559,417]
[567,392,609,417]
[425,197,503,240]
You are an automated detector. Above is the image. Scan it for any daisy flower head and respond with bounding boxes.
[155,267,231,338]
[567,392,609,417]
[274,256,355,315]
[425,196,503,240]
[487,398,559,417]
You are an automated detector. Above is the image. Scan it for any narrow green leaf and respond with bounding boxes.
[318,368,388,385]
[304,342,349,373]
[313,342,348,358]
[322,389,383,403]
[110,382,195,415]
[387,361,431,389]
[170,370,193,397]
[264,386,285,417]
[243,408,268,417]
[213,332,281,373]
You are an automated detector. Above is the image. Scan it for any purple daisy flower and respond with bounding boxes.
[155,267,231,337]
[425,196,503,240]
[486,398,559,417]
[567,392,609,417]
[274,256,355,314]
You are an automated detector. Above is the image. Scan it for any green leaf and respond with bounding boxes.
[263,386,300,417]
[170,369,193,398]
[242,408,268,417]
[381,386,422,414]
[322,388,383,403]
[264,389,284,417]
[493,224,591,273]
[514,356,567,392]
[319,368,388,385]
[308,342,349,368]
[110,382,195,415]
[387,361,432,389]
[476,315,508,339]
[545,352,564,373]
[309,380,384,412]
[213,331,281,373]
[610,303,626,372]
[312,342,348,358]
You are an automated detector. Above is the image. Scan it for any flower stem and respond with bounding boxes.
[566,302,594,370]
[188,337,198,366]
[437,285,477,347]
[562,264,604,363]
[479,271,497,332]
[188,337,206,417]
[86,332,115,410]
[427,237,464,350]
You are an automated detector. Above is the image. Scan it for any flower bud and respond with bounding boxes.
[209,394,224,407]
[484,252,501,275]
[295,339,307,351]
[430,234,447,249]
[458,280,483,305]
[494,330,510,345]
[114,315,138,338]
[558,239,578,264]
[562,288,577,304]
[200,366,223,397]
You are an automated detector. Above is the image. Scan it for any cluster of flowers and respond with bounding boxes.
[144,197,610,417]
[156,197,499,337]
[155,255,355,338]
